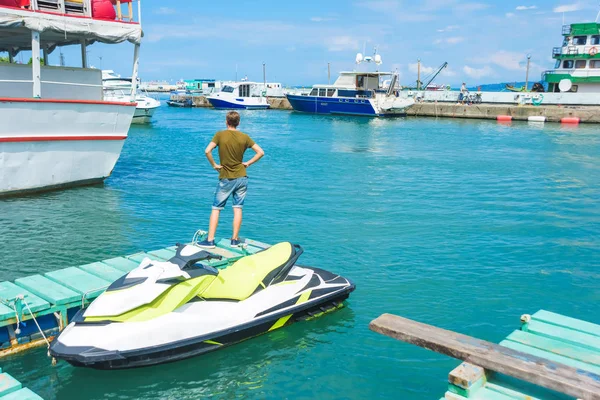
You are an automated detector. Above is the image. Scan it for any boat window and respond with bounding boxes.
[555,60,561,68]
[592,35,600,45]
[318,88,327,96]
[591,60,600,68]
[222,86,234,93]
[575,60,586,69]
[239,85,250,97]
[562,60,574,68]
[327,89,336,97]
[309,88,318,96]
[573,36,587,45]
[570,85,578,92]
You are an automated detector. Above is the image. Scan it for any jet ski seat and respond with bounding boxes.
[200,242,303,301]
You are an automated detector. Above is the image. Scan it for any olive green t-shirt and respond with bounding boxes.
[211,129,256,179]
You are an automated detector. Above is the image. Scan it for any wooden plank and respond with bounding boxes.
[148,248,176,260]
[532,310,600,337]
[78,262,124,282]
[527,320,600,352]
[0,373,21,397]
[14,275,79,306]
[0,282,49,314]
[447,362,486,397]
[369,313,600,400]
[101,257,139,273]
[0,303,18,321]
[1,388,43,400]
[506,330,600,367]
[45,267,110,299]
[126,252,163,264]
[500,340,600,375]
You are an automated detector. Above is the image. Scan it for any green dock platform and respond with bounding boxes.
[0,234,269,357]
[0,367,42,400]
[442,310,600,399]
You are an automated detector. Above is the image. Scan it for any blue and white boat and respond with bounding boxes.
[207,81,270,110]
[286,53,414,117]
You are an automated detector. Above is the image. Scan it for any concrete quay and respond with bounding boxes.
[406,102,600,123]
[168,94,292,110]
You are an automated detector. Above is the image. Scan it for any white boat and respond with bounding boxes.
[0,1,142,196]
[207,82,270,110]
[102,70,161,124]
[286,52,415,116]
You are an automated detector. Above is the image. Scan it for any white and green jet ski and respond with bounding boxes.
[50,242,355,369]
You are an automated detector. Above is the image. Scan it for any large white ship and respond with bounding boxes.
[0,0,143,196]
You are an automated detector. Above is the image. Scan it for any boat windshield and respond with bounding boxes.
[222,86,235,93]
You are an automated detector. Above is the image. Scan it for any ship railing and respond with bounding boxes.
[553,45,600,57]
[23,0,140,22]
[562,24,572,35]
[552,47,562,56]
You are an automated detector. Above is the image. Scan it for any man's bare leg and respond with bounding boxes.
[232,207,243,239]
[207,209,220,241]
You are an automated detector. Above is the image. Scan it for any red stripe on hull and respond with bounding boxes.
[0,98,137,107]
[0,136,127,143]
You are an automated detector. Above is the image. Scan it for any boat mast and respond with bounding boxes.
[263,62,266,93]
[80,39,87,68]
[525,54,531,92]
[417,59,421,90]
[328,62,331,84]
[130,0,142,101]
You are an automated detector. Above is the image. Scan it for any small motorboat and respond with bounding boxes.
[207,82,270,110]
[167,99,193,107]
[50,240,355,369]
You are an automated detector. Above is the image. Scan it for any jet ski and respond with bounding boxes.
[49,242,355,369]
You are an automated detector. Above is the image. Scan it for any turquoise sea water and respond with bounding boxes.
[1,105,599,399]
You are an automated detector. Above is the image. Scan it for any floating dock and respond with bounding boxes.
[168,94,293,110]
[0,367,42,400]
[370,310,600,399]
[406,102,600,123]
[0,236,269,358]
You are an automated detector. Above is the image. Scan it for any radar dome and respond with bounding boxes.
[374,54,382,65]
[355,53,363,64]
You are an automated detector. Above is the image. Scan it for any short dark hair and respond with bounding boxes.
[226,111,240,128]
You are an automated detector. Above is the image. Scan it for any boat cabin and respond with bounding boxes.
[308,71,397,98]
[0,0,142,101]
[220,82,266,97]
[545,22,600,93]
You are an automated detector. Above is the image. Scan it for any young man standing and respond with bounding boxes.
[198,111,264,248]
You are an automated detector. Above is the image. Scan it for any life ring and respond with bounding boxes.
[589,47,598,56]
[532,94,544,106]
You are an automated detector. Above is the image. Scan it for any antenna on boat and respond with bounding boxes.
[596,4,600,22]
[327,62,331,84]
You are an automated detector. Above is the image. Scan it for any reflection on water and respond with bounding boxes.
[0,186,130,281]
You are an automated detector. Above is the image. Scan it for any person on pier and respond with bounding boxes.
[198,111,264,248]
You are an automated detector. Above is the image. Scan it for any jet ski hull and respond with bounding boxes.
[50,267,354,370]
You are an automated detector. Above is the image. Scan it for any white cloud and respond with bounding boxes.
[437,25,460,32]
[516,5,537,10]
[326,36,360,51]
[553,3,582,13]
[434,36,464,45]
[506,12,516,18]
[310,16,336,22]
[463,65,494,79]
[408,63,456,77]
[154,7,176,15]
[489,51,527,70]
[355,0,399,12]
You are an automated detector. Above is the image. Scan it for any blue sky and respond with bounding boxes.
[40,0,600,86]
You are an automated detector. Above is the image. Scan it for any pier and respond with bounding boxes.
[406,102,600,123]
[370,310,600,399]
[0,235,269,359]
[168,94,293,110]
[0,367,42,400]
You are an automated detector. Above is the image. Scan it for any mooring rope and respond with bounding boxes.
[20,295,51,351]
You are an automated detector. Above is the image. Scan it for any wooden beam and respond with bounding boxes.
[369,313,600,400]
